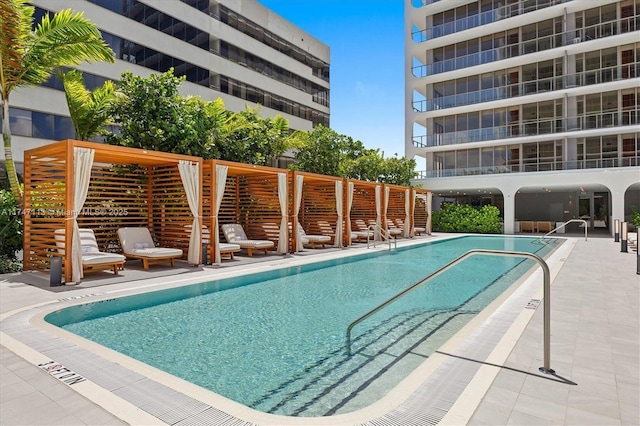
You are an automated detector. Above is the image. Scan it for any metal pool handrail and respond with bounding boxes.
[366,224,396,250]
[345,249,555,374]
[541,219,588,241]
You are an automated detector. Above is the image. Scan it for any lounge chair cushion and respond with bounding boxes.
[221,224,274,249]
[81,251,126,266]
[297,223,331,244]
[117,227,183,257]
[219,242,241,252]
[350,231,369,238]
[54,228,126,267]
[128,247,183,258]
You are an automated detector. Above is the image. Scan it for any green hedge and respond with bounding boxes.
[432,203,502,234]
[0,189,23,273]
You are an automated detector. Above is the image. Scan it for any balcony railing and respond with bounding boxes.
[413,109,639,148]
[412,16,638,78]
[412,0,566,43]
[412,62,639,112]
[416,156,640,179]
[411,0,439,7]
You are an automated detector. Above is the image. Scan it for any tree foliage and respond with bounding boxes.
[60,69,117,141]
[288,125,349,177]
[1,1,114,199]
[106,70,217,157]
[290,125,417,185]
[216,105,290,165]
[0,188,23,273]
[432,203,502,233]
[105,69,289,164]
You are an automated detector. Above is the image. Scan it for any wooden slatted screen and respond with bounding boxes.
[203,161,285,253]
[23,155,67,272]
[297,172,341,242]
[77,164,149,253]
[349,181,378,232]
[23,140,202,280]
[150,164,192,254]
[414,189,430,231]
[385,184,407,229]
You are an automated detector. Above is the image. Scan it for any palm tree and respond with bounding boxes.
[60,69,117,141]
[0,0,115,199]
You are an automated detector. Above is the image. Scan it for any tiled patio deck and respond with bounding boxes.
[1,234,638,425]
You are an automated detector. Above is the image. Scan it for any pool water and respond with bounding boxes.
[46,236,559,417]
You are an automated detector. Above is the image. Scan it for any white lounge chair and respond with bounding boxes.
[117,227,183,269]
[350,219,372,242]
[221,223,274,256]
[185,224,240,260]
[54,228,126,275]
[384,219,403,237]
[394,218,425,236]
[629,232,638,251]
[298,223,331,249]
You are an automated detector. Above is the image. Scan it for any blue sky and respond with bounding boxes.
[258,0,406,158]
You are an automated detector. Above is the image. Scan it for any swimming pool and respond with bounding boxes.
[45,235,559,417]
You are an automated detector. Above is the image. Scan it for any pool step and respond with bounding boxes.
[251,307,477,417]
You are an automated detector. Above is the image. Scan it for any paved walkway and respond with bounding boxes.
[1,235,638,425]
[467,236,639,425]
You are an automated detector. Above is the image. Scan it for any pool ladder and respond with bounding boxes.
[366,224,396,251]
[539,219,588,241]
[345,249,555,374]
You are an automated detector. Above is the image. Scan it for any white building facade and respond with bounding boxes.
[406,0,639,235]
[1,0,330,173]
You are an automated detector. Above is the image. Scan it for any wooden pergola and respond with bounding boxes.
[413,187,432,235]
[383,183,413,237]
[346,179,381,242]
[203,160,289,263]
[291,171,345,249]
[23,140,433,280]
[23,140,203,283]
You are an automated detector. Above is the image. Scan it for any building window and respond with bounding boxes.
[0,108,76,140]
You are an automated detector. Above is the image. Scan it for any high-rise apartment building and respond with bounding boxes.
[406,0,639,235]
[1,0,330,175]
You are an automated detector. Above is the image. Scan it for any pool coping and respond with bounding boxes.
[0,234,573,425]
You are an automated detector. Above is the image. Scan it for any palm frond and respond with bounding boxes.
[271,115,289,135]
[60,69,115,140]
[21,9,114,86]
[0,0,33,99]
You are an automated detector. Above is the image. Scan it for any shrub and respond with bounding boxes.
[631,206,640,229]
[0,189,23,273]
[432,203,502,234]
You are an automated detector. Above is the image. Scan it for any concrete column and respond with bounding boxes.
[502,187,518,235]
[610,185,625,238]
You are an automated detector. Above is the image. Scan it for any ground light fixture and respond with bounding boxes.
[614,219,620,242]
[620,221,628,253]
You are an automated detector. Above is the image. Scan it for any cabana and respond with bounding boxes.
[23,140,203,283]
[413,188,432,235]
[202,160,288,263]
[346,179,382,243]
[291,171,344,251]
[383,183,413,238]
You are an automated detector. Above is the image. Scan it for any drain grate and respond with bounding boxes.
[525,299,541,309]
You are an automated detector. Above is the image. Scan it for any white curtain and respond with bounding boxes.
[334,180,343,248]
[214,165,228,263]
[384,185,390,232]
[178,160,201,265]
[294,174,304,252]
[71,147,95,282]
[277,172,288,254]
[347,181,354,244]
[375,185,382,240]
[426,191,433,235]
[404,189,411,237]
